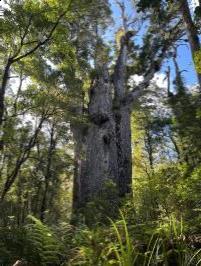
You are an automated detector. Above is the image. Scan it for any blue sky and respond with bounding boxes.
[176,45,197,85]
[1,0,198,87]
[109,0,199,87]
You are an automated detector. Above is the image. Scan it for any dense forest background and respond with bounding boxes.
[0,0,201,265]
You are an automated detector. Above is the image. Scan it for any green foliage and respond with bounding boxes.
[77,180,119,226]
[108,212,137,266]
[24,215,63,265]
[0,225,26,265]
[194,49,201,74]
[67,212,201,266]
[0,215,66,266]
[68,226,112,265]
[136,0,162,12]
[1,0,201,265]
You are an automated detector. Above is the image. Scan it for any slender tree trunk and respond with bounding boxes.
[0,59,12,126]
[70,89,88,213]
[144,129,154,170]
[179,0,201,87]
[71,124,87,210]
[0,117,45,202]
[40,125,56,222]
[169,133,181,160]
[40,180,49,222]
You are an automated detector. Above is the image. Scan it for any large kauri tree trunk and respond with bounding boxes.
[113,32,133,196]
[115,105,132,196]
[71,65,119,218]
[71,34,134,220]
[83,66,119,202]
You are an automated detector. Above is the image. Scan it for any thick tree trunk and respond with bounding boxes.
[115,105,132,196]
[71,65,119,220]
[71,35,133,218]
[84,66,118,199]
[179,0,201,87]
[71,11,178,220]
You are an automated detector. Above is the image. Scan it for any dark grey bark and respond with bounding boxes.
[84,66,119,201]
[113,32,134,197]
[71,33,133,215]
[115,105,132,196]
[71,66,119,212]
[71,33,155,214]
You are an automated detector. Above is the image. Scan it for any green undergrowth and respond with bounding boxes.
[68,212,201,266]
[0,212,200,265]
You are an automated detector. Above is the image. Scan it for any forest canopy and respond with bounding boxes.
[0,0,201,265]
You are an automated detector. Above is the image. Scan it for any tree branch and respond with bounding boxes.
[12,8,70,63]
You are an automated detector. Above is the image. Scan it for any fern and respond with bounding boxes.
[24,215,63,265]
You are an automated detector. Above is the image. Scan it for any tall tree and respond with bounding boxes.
[136,0,201,88]
[71,0,183,219]
[0,0,72,126]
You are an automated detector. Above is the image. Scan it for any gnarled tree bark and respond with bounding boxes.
[71,65,119,214]
[71,20,179,219]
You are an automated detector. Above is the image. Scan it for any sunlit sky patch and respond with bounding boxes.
[109,0,200,88]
